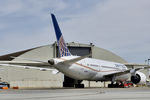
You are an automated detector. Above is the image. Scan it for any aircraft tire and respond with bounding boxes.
[108,84,113,88]
[108,84,119,88]
[75,84,84,88]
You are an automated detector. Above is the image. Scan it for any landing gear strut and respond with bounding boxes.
[108,83,119,88]
[108,82,119,88]
[108,82,129,88]
[75,80,84,88]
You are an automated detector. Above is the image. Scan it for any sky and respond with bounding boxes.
[0,0,150,63]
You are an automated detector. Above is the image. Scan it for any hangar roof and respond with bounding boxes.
[0,42,127,63]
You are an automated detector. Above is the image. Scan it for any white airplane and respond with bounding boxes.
[0,13,149,88]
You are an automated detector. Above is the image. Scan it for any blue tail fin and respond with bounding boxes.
[51,13,72,57]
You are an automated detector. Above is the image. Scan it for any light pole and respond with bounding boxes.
[145,59,150,78]
[148,59,150,65]
[146,59,150,79]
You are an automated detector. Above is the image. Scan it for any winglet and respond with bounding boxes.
[51,13,72,57]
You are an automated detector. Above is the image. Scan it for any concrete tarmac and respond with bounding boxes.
[0,87,150,100]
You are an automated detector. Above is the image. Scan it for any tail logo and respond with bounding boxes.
[58,35,71,57]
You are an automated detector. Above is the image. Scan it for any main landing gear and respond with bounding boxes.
[108,83,119,88]
[108,82,124,88]
[75,80,84,88]
[63,76,85,88]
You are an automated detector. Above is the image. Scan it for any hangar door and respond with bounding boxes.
[56,46,91,87]
[56,47,91,57]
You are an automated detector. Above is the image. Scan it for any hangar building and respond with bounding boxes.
[0,42,148,88]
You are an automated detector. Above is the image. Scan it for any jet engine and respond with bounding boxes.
[131,71,146,84]
[48,59,55,65]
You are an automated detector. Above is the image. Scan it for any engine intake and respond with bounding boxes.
[131,71,146,84]
[131,74,141,84]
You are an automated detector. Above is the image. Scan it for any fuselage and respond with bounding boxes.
[54,56,129,82]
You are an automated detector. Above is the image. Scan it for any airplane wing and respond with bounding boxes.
[124,63,148,68]
[104,66,150,78]
[0,63,59,74]
[0,59,59,72]
[0,61,50,68]
[11,56,48,64]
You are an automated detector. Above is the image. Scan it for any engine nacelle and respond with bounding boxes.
[48,59,55,65]
[131,71,146,84]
